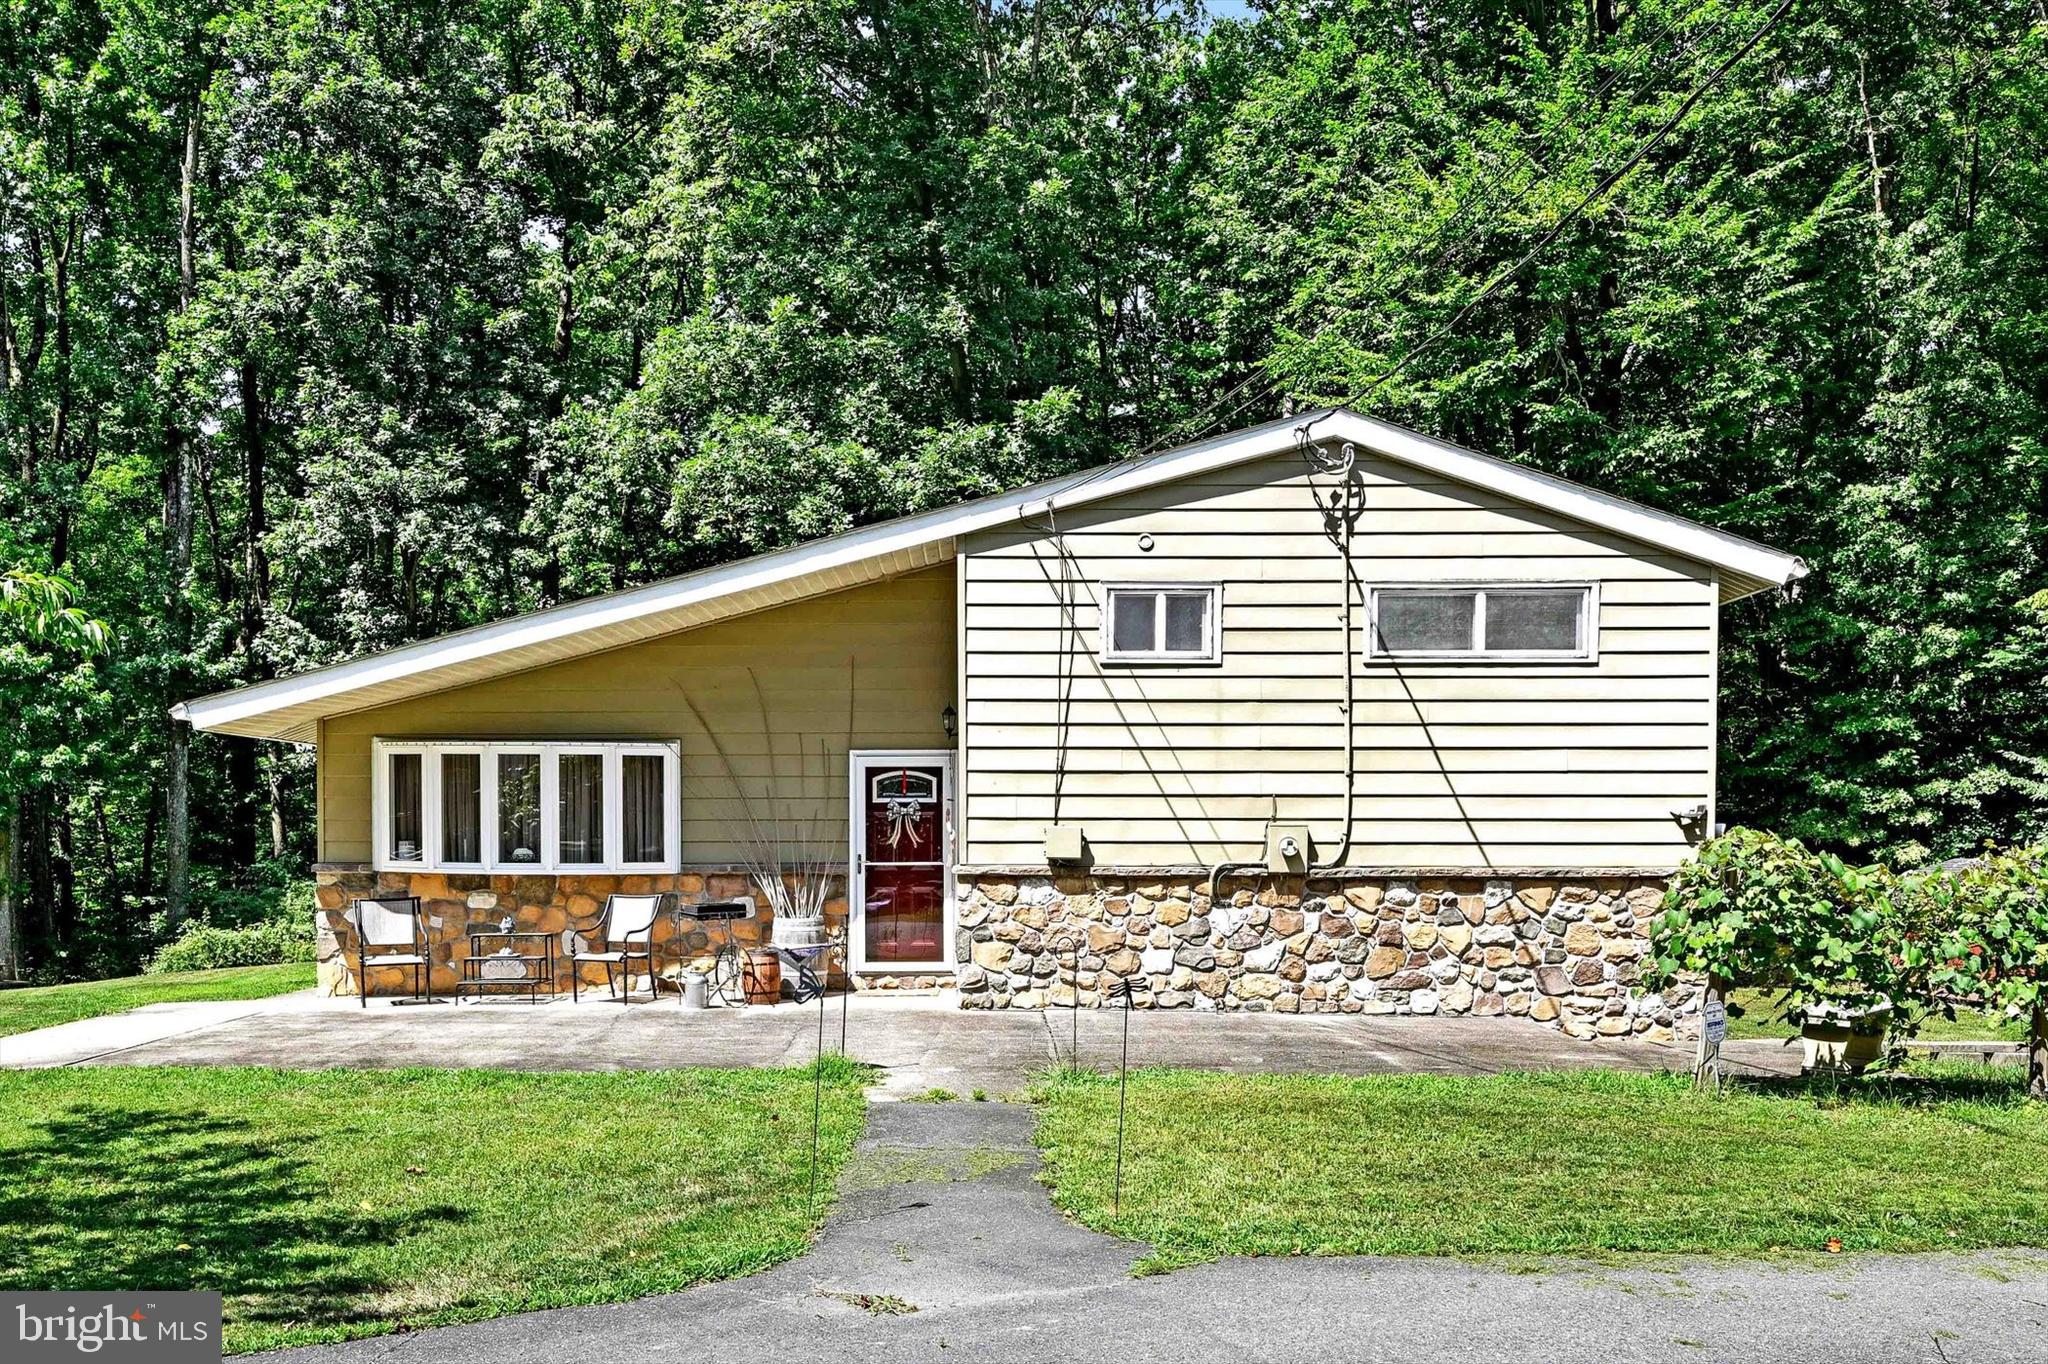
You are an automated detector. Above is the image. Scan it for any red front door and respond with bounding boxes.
[853,755,951,968]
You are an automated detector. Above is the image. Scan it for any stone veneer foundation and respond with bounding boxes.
[953,871,1697,1041]
[317,865,1693,1038]
[313,866,949,997]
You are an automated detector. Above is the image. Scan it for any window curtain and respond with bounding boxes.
[497,754,542,863]
[388,753,423,861]
[440,753,481,862]
[621,754,665,863]
[557,754,604,864]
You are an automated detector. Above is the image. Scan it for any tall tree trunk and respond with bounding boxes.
[0,808,15,982]
[228,351,268,868]
[53,802,76,949]
[267,758,287,860]
[163,96,202,928]
[2030,1004,2047,1103]
[92,790,123,926]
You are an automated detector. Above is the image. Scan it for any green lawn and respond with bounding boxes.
[0,964,317,1039]
[0,1063,869,1353]
[1033,1067,2048,1271]
[1723,989,2028,1042]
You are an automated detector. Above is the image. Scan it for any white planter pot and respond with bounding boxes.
[1799,1000,1892,1074]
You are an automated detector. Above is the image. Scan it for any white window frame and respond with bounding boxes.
[1100,582,1224,664]
[1366,582,1599,662]
[372,739,680,873]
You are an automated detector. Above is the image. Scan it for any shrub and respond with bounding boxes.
[147,915,314,974]
[1646,828,1902,1023]
[1908,846,2048,1099]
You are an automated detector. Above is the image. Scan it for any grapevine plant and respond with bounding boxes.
[1905,847,2048,1100]
[1647,828,1904,1032]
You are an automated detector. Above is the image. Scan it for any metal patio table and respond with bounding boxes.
[458,929,558,1004]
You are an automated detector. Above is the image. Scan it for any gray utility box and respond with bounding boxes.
[1043,823,1087,864]
[1264,824,1313,874]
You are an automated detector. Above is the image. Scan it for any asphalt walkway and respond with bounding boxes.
[250,1098,2048,1364]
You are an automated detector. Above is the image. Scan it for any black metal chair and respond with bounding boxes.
[568,893,665,1003]
[347,896,432,1007]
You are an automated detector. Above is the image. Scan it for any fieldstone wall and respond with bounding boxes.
[954,871,1693,1041]
[313,866,876,997]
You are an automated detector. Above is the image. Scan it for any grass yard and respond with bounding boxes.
[1723,989,2026,1042]
[0,964,316,1039]
[0,1062,869,1352]
[1033,1067,2048,1271]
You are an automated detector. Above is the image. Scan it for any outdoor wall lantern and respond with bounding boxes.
[942,704,958,740]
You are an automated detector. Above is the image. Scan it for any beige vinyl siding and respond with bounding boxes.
[318,566,956,864]
[957,452,1716,870]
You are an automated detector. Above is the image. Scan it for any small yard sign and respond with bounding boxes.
[1702,995,1728,1044]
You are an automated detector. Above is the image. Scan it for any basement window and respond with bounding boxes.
[372,740,679,873]
[1102,583,1222,663]
[1368,584,1596,661]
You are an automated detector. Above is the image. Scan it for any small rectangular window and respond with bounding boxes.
[1370,585,1593,660]
[388,752,423,862]
[556,753,605,865]
[441,752,482,863]
[621,753,666,864]
[498,753,542,864]
[1103,584,1220,662]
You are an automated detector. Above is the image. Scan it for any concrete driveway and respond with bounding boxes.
[1,989,1803,1093]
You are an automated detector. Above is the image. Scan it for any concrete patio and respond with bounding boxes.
[0,987,1805,1093]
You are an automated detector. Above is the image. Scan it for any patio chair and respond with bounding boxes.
[568,893,666,1004]
[347,896,433,1007]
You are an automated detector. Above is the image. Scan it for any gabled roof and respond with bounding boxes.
[176,409,1806,741]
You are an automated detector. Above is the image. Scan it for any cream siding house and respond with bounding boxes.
[177,411,1802,1035]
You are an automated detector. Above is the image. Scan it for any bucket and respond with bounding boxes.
[679,971,708,1011]
[742,949,783,1005]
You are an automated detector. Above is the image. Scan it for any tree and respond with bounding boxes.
[0,567,109,979]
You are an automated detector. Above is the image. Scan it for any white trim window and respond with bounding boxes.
[372,740,680,873]
[1367,583,1597,661]
[1101,583,1223,663]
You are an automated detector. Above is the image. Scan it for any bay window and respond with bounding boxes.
[373,740,679,873]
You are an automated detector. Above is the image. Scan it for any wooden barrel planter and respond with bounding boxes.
[742,948,783,1006]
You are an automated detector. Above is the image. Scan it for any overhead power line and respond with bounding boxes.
[1142,0,1795,458]
[1300,0,1798,438]
[1140,0,1724,458]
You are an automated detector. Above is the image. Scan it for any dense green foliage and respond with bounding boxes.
[0,1061,871,1351]
[1033,1066,2048,1268]
[4,0,2044,977]
[147,911,313,973]
[1908,845,2048,1093]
